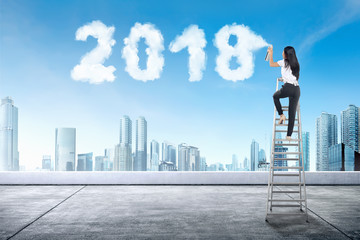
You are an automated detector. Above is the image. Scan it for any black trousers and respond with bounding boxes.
[273,83,300,137]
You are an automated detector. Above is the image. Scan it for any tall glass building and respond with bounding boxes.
[77,152,93,171]
[162,141,176,168]
[328,143,355,171]
[316,112,338,171]
[301,132,310,171]
[104,148,114,171]
[200,157,207,171]
[232,154,239,171]
[134,116,147,171]
[273,133,288,172]
[114,115,133,171]
[341,104,359,152]
[250,139,259,171]
[150,140,159,171]
[0,97,19,171]
[55,128,76,171]
[177,143,200,171]
[178,143,188,171]
[94,156,105,171]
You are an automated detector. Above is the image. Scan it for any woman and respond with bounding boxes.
[268,45,300,140]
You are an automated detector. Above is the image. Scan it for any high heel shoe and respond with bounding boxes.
[278,114,286,124]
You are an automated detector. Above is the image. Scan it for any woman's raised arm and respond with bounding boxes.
[268,45,280,67]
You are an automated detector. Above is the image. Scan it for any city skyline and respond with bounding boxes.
[1,95,359,172]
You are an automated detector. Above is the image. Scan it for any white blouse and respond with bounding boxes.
[277,59,299,86]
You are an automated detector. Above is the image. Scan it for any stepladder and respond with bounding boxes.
[265,77,309,222]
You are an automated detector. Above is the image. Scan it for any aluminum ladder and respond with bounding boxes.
[265,77,309,222]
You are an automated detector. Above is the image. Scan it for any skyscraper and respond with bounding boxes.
[200,157,207,171]
[328,143,355,171]
[258,149,266,164]
[316,112,338,171]
[162,141,176,168]
[189,146,200,171]
[104,148,114,171]
[178,143,188,171]
[232,154,239,171]
[120,115,132,145]
[168,145,176,167]
[243,157,249,171]
[42,155,51,171]
[135,116,147,171]
[77,152,93,171]
[251,140,259,171]
[302,132,310,171]
[177,143,200,171]
[150,140,160,171]
[55,128,76,171]
[114,115,133,171]
[0,97,19,171]
[273,133,288,171]
[94,156,105,171]
[341,105,359,152]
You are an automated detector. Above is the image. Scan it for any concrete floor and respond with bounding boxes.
[0,185,359,240]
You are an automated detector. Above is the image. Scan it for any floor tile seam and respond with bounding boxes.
[6,185,87,240]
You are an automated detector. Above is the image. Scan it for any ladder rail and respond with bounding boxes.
[298,100,309,221]
[266,78,280,218]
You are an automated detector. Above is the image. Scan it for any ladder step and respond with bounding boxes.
[268,199,305,202]
[275,124,299,126]
[273,173,300,176]
[274,143,299,146]
[272,190,300,193]
[275,139,300,142]
[273,152,301,155]
[266,212,306,216]
[275,118,298,121]
[271,204,301,208]
[271,182,304,185]
[275,130,299,133]
[272,166,302,169]
[273,158,299,160]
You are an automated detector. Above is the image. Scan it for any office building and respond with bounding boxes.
[159,161,176,171]
[328,143,360,171]
[95,156,105,171]
[77,152,93,171]
[55,128,76,171]
[104,148,114,171]
[114,115,133,171]
[302,132,310,171]
[150,140,160,171]
[341,105,359,152]
[316,112,337,171]
[250,140,259,171]
[232,154,239,171]
[134,116,147,171]
[0,97,19,171]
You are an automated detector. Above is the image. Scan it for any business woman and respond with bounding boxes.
[268,45,300,140]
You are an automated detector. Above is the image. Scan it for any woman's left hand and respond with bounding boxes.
[267,45,273,55]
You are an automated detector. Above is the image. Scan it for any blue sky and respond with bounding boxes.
[1,0,360,170]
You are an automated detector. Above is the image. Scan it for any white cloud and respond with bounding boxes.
[214,23,270,82]
[122,22,164,82]
[71,20,116,84]
[299,0,360,55]
[169,25,207,82]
